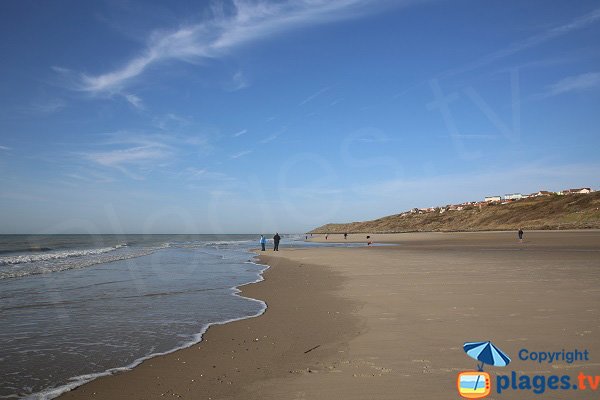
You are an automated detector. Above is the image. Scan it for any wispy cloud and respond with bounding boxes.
[227,70,249,91]
[153,113,191,131]
[260,126,286,143]
[233,128,247,137]
[0,145,11,151]
[124,93,144,109]
[65,171,114,184]
[76,130,213,181]
[299,86,330,105]
[81,133,180,175]
[444,7,600,77]
[444,134,498,140]
[68,0,389,94]
[230,149,253,159]
[28,98,66,115]
[545,72,600,97]
[85,145,170,168]
[183,167,234,181]
[260,134,279,144]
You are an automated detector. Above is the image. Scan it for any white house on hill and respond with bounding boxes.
[504,193,523,200]
[484,196,502,202]
[531,190,553,197]
[561,188,593,195]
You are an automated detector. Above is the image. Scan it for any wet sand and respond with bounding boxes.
[59,231,600,399]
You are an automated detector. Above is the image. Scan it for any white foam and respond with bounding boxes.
[0,245,126,266]
[203,240,253,246]
[0,247,157,280]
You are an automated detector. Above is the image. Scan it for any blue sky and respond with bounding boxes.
[1,0,599,234]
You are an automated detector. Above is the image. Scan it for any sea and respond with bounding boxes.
[0,234,355,400]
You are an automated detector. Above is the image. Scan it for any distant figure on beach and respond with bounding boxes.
[325,234,328,240]
[259,235,266,251]
[518,228,524,242]
[305,235,308,240]
[344,233,348,240]
[366,235,372,246]
[273,233,281,251]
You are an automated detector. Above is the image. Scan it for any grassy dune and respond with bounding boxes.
[310,192,600,233]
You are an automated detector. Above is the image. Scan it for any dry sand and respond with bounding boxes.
[59,231,600,399]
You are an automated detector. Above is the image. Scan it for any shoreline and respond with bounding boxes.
[34,259,270,400]
[56,230,600,399]
[56,250,361,400]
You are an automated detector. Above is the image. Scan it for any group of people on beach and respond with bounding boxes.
[259,233,281,251]
[267,230,524,250]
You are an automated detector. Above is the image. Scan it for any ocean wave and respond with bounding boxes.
[0,246,156,280]
[0,244,127,266]
[163,240,255,249]
[202,240,253,247]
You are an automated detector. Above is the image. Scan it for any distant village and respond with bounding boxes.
[402,187,595,215]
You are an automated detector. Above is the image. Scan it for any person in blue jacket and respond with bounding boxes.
[259,235,266,251]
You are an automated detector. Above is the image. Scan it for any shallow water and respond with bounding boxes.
[0,234,367,399]
[0,235,269,399]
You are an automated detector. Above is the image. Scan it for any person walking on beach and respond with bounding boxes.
[259,235,266,251]
[518,228,524,242]
[273,233,281,251]
[344,233,348,240]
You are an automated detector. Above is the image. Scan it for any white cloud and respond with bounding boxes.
[233,128,247,137]
[228,70,249,91]
[80,133,181,177]
[154,113,191,131]
[124,93,144,109]
[76,131,213,180]
[64,172,114,184]
[260,133,279,143]
[546,72,600,96]
[51,66,72,74]
[71,0,392,94]
[184,167,233,181]
[230,149,253,159]
[86,146,170,167]
[299,86,330,105]
[0,145,11,151]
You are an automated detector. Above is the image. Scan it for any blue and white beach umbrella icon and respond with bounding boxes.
[463,341,511,371]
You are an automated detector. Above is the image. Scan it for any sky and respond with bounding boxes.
[0,0,599,234]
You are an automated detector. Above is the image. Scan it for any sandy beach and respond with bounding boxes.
[59,231,600,399]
